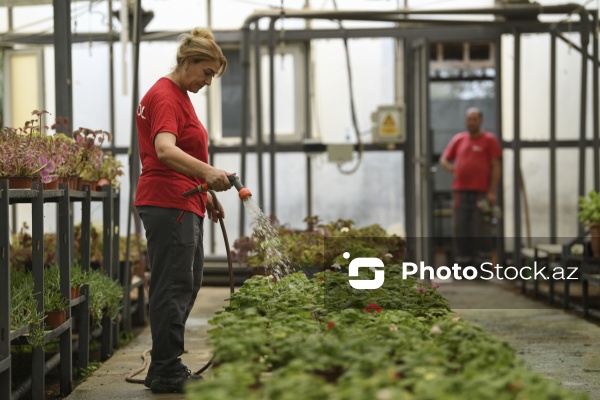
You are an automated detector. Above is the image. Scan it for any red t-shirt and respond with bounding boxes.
[134,77,208,217]
[443,131,502,192]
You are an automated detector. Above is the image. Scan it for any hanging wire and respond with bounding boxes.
[331,0,363,175]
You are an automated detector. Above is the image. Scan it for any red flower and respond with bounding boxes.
[364,302,382,313]
[317,276,325,281]
[416,285,426,294]
[326,321,335,329]
[392,371,403,380]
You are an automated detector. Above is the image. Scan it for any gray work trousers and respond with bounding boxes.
[452,191,493,264]
[137,206,204,376]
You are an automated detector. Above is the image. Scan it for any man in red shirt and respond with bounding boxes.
[440,107,502,269]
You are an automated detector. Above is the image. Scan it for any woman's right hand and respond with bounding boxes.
[206,167,233,192]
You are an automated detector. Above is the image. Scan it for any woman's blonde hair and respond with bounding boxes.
[175,28,227,76]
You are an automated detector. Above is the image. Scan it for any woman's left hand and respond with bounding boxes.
[206,192,225,223]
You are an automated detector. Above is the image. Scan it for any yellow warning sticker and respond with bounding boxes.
[380,114,398,136]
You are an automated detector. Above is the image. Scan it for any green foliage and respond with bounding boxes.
[87,269,123,327]
[579,190,600,224]
[186,269,588,400]
[43,264,69,312]
[98,151,124,188]
[70,260,88,288]
[9,269,45,347]
[79,361,102,382]
[232,217,405,270]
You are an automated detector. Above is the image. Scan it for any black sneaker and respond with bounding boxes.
[144,365,154,388]
[144,373,153,389]
[150,367,202,393]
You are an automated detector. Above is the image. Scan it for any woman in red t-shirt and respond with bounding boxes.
[135,28,233,394]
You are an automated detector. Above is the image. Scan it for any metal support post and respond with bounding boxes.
[58,184,73,395]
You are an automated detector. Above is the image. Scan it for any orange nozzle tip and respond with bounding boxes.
[238,188,252,200]
[202,183,209,191]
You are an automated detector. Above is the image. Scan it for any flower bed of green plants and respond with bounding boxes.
[187,267,587,400]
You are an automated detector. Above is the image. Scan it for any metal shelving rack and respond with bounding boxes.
[0,179,141,400]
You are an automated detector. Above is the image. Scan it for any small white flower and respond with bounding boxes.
[340,227,349,233]
[331,263,341,270]
[376,388,394,400]
[389,325,398,332]
[385,253,393,258]
[430,325,441,335]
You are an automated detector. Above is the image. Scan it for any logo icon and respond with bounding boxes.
[346,252,385,290]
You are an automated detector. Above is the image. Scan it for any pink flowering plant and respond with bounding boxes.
[0,110,117,186]
[0,110,59,183]
[71,127,112,181]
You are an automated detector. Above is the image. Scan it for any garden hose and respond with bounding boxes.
[126,180,250,384]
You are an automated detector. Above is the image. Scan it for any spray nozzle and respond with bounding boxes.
[228,175,252,201]
[182,176,252,201]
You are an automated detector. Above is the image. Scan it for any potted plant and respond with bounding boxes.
[0,110,58,188]
[578,190,600,257]
[10,269,45,347]
[71,260,88,299]
[71,127,112,189]
[87,269,124,327]
[97,151,124,190]
[43,264,69,328]
[47,132,77,187]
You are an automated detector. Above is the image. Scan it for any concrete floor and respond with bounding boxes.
[64,280,600,400]
[439,280,600,399]
[63,287,231,400]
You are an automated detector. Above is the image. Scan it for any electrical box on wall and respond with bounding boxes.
[371,104,406,144]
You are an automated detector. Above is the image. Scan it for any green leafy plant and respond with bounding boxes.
[87,269,123,327]
[10,269,45,347]
[579,190,600,225]
[43,264,69,312]
[71,260,88,288]
[185,268,587,400]
[79,361,102,382]
[98,151,124,188]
